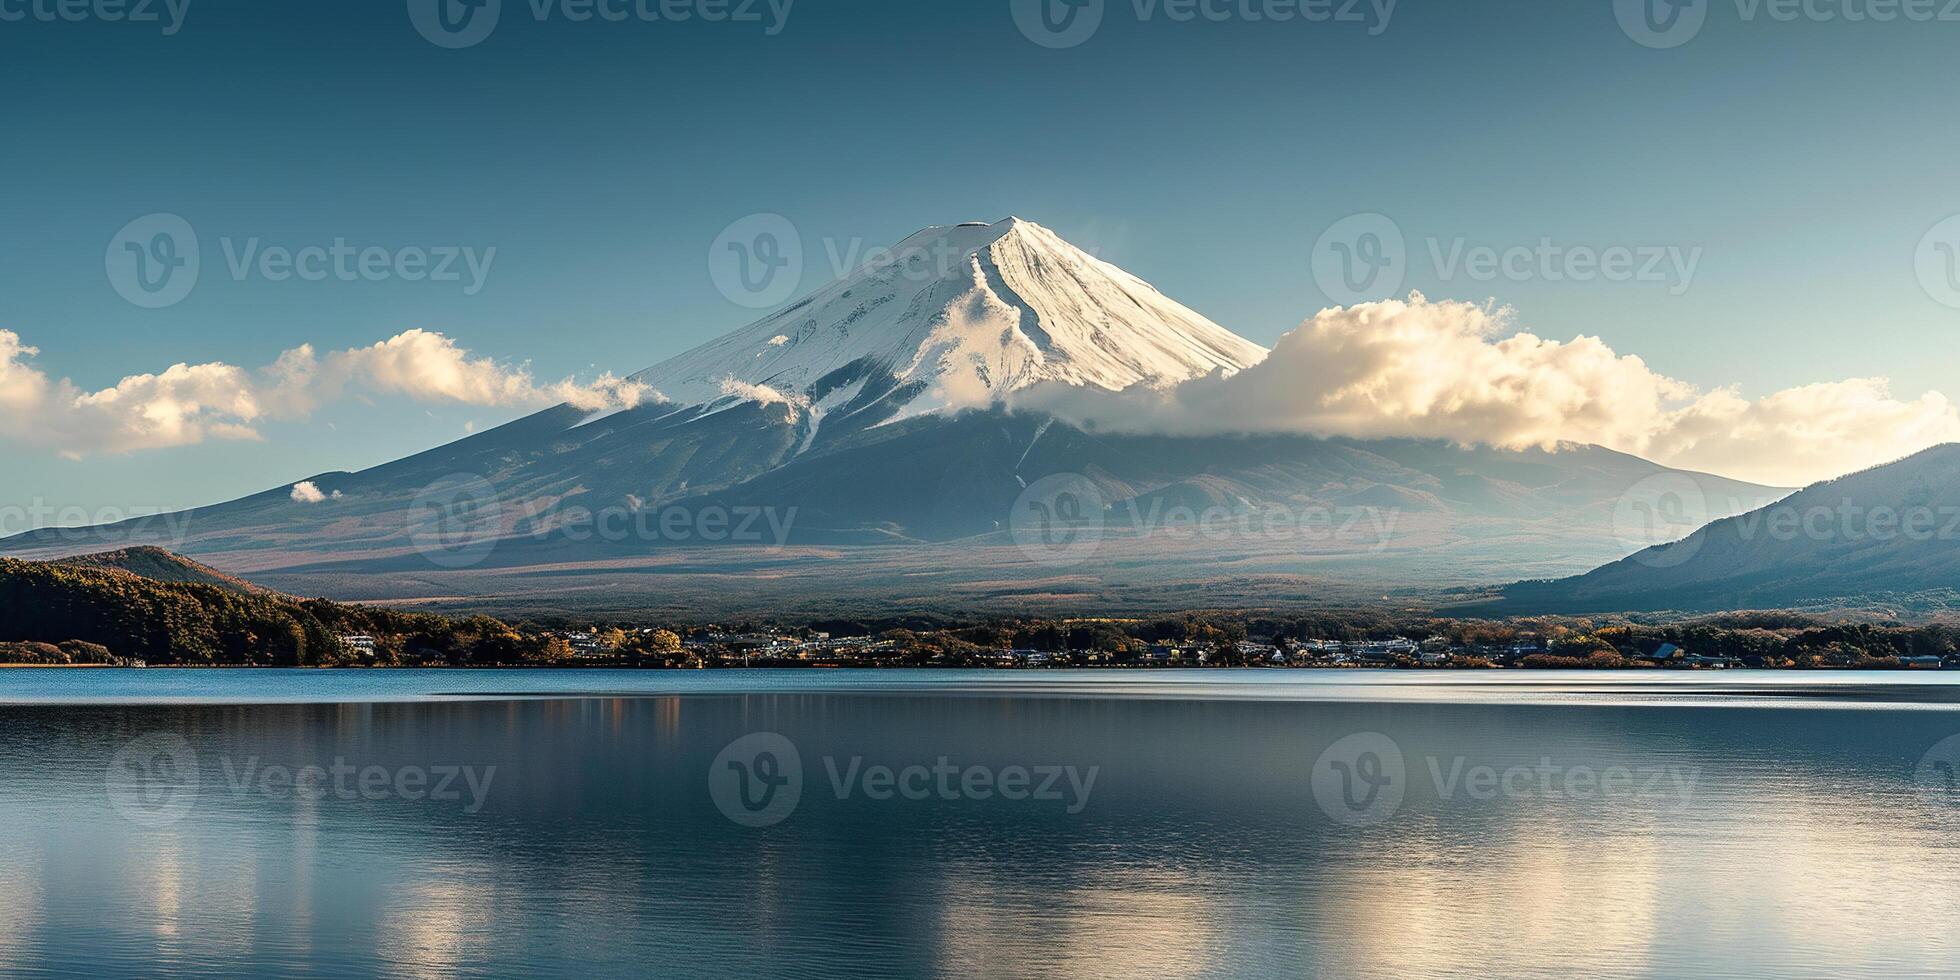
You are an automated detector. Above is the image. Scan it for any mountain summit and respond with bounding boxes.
[630,218,1268,430]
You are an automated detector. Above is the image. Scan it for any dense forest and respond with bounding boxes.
[870,611,1960,669]
[0,557,571,666]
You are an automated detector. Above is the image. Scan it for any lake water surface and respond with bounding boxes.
[2,670,1958,978]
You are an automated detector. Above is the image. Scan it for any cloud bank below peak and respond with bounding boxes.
[0,327,659,458]
[1011,294,1960,488]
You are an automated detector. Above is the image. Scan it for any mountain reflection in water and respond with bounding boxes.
[0,675,1956,979]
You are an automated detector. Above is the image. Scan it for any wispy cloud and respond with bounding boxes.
[717,375,810,422]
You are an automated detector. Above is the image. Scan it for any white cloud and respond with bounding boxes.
[0,328,663,458]
[261,329,660,416]
[1,330,266,456]
[288,481,341,504]
[717,376,810,422]
[1015,294,1960,487]
[11,298,1957,488]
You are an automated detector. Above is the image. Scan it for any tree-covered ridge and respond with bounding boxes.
[53,546,271,596]
[0,557,571,666]
[0,639,125,666]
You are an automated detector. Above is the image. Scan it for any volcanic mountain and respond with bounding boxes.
[0,218,1786,615]
[627,217,1268,426]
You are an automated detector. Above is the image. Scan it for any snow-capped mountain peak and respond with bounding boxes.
[629,217,1268,425]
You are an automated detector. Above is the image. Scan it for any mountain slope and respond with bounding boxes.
[655,411,1781,545]
[54,546,272,595]
[0,217,1793,614]
[1496,444,1960,612]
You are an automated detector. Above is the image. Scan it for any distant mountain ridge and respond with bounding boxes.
[1496,444,1960,613]
[0,218,1793,614]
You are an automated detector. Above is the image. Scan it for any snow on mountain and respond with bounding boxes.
[627,218,1268,430]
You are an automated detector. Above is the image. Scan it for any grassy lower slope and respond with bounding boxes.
[54,546,272,595]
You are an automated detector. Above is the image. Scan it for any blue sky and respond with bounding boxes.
[4,0,1959,521]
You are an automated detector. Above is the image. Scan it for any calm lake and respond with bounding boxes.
[2,669,1958,979]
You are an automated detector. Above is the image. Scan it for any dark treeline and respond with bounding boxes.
[885,612,1960,668]
[0,559,573,667]
[5,556,1957,668]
